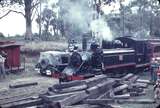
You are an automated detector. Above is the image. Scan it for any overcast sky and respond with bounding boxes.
[0,0,132,36]
[0,12,39,36]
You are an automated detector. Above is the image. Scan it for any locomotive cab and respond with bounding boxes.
[102,48,136,76]
[114,36,151,70]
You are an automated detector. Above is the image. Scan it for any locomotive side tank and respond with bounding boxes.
[113,37,151,70]
[103,48,136,75]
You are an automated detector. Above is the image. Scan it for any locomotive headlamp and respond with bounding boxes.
[35,68,40,73]
[46,70,51,75]
[82,55,86,61]
[152,58,156,61]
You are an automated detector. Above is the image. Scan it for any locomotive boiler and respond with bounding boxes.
[60,42,136,81]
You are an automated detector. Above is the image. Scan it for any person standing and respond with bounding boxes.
[157,66,160,80]
[151,58,159,84]
[154,79,160,102]
[90,42,103,70]
[0,55,6,78]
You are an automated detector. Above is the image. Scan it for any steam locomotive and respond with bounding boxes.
[36,36,160,81]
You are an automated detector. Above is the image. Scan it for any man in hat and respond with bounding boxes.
[151,58,159,84]
[154,79,160,101]
[90,42,103,70]
[69,45,82,68]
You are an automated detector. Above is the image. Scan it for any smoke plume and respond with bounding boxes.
[91,18,113,41]
[58,0,113,41]
[59,0,92,38]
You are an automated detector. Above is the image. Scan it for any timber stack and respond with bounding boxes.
[0,74,155,108]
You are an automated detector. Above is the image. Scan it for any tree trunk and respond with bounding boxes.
[44,21,49,41]
[24,0,32,40]
[60,21,65,37]
[150,13,153,36]
[53,26,56,36]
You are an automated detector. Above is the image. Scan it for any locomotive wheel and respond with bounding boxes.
[104,68,132,78]
[40,70,46,76]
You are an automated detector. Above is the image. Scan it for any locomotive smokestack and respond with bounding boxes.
[82,32,91,51]
[82,34,87,51]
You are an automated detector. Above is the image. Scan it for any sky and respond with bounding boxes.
[0,12,39,36]
[0,13,24,36]
[0,0,59,36]
[0,0,133,37]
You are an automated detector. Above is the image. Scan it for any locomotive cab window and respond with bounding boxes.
[136,42,145,54]
[154,46,160,53]
[113,40,123,48]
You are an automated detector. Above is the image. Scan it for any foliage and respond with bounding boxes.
[104,0,160,38]
[0,32,5,39]
[36,4,65,41]
[1,0,160,40]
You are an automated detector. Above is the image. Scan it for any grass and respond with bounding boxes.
[1,36,68,55]
[21,41,68,55]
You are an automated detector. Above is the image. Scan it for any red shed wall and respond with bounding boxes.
[0,46,20,68]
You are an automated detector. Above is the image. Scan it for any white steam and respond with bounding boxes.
[90,19,113,41]
[58,0,114,41]
[59,0,92,38]
[63,2,91,32]
[101,2,120,14]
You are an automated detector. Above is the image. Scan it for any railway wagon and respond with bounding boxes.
[146,39,160,60]
[0,40,24,72]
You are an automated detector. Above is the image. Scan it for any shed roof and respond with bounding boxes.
[0,41,22,48]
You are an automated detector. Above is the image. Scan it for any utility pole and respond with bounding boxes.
[120,0,125,37]
[91,0,101,38]
[39,0,42,38]
[122,6,125,36]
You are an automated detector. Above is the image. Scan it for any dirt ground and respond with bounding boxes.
[0,55,159,108]
[0,55,59,91]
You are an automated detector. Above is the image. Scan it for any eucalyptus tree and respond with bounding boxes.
[129,0,160,37]
[0,0,40,40]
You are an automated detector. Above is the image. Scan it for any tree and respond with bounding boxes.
[36,7,59,40]
[0,0,40,40]
[129,0,160,37]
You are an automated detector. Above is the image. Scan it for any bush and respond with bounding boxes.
[0,32,5,39]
